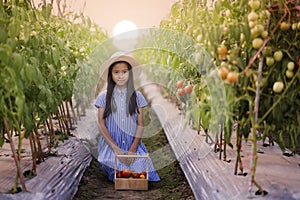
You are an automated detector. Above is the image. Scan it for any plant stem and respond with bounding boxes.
[29,134,37,176]
[48,115,55,147]
[69,99,77,125]
[234,123,243,175]
[3,117,27,192]
[60,103,70,134]
[254,51,264,125]
[65,101,73,131]
[34,128,44,162]
[219,123,222,160]
[249,102,264,193]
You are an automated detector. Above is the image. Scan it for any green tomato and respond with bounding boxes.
[261,30,268,38]
[266,57,275,66]
[249,21,257,28]
[285,70,294,78]
[255,24,264,34]
[273,81,284,93]
[263,46,272,56]
[259,10,270,20]
[273,50,283,62]
[248,0,260,10]
[256,78,267,88]
[252,38,263,49]
[248,11,259,21]
[287,62,295,71]
[251,28,260,38]
[280,22,291,31]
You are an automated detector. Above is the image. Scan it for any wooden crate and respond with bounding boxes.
[114,154,149,190]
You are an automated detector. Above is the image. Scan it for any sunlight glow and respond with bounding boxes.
[112,20,138,37]
[112,20,139,51]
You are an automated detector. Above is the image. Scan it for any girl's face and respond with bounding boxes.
[111,62,129,89]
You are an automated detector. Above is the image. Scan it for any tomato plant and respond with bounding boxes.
[0,0,107,193]
[139,0,300,196]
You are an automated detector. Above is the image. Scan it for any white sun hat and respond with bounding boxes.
[100,51,140,81]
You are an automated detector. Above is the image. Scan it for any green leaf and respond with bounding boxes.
[200,104,211,131]
[6,37,17,50]
[24,64,36,84]
[191,105,201,132]
[52,47,60,65]
[11,52,23,71]
[0,28,8,43]
[15,92,25,119]
[38,102,48,113]
[0,44,12,65]
[8,20,20,38]
[41,4,52,19]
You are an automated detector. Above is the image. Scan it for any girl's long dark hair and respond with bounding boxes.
[103,61,139,119]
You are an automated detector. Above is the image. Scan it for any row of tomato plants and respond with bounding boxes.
[0,1,107,193]
[137,0,299,196]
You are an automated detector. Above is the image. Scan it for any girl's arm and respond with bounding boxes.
[98,107,124,155]
[128,107,144,154]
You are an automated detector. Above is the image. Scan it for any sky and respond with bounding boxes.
[63,0,177,36]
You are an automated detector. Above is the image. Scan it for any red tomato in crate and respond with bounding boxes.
[132,172,140,178]
[116,172,122,178]
[121,169,132,178]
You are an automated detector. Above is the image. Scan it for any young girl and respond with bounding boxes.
[95,52,160,182]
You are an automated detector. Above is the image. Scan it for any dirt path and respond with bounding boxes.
[73,107,195,200]
[73,157,195,200]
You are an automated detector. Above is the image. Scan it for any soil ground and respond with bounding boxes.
[73,107,195,200]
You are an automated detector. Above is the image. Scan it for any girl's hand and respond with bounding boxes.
[113,147,134,166]
[128,146,137,155]
[114,148,129,165]
[113,147,124,155]
[125,151,136,165]
[115,150,136,166]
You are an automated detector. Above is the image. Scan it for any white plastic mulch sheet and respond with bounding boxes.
[0,137,92,200]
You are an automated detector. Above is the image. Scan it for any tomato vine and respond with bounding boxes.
[139,0,300,196]
[0,0,107,193]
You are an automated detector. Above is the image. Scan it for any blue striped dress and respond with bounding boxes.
[95,87,160,182]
